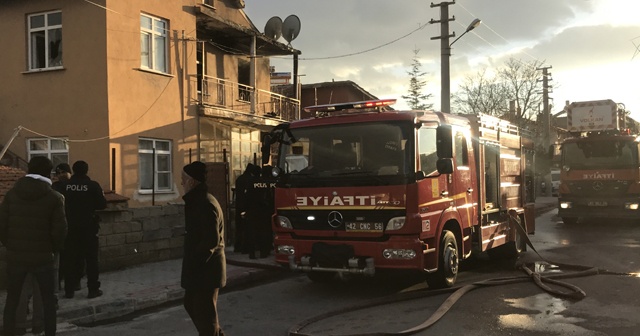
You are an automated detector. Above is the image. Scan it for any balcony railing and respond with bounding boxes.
[195,75,299,122]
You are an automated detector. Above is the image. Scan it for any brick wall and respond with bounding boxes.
[98,204,185,271]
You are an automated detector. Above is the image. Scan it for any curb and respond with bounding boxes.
[57,262,282,326]
[535,203,557,216]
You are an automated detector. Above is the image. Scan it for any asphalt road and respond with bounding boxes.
[59,208,640,336]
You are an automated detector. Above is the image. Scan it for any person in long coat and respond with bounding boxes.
[181,161,226,336]
[0,156,67,336]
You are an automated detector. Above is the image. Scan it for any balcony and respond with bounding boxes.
[194,75,299,124]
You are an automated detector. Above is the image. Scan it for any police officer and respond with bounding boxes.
[62,160,107,299]
[234,163,257,253]
[244,165,276,259]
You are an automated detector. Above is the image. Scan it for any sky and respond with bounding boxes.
[244,0,640,120]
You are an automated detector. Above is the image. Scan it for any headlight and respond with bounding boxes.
[277,216,292,229]
[625,203,639,210]
[385,217,405,231]
[560,202,572,209]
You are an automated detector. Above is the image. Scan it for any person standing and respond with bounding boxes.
[62,160,107,299]
[244,165,275,259]
[52,163,75,291]
[51,163,71,193]
[181,161,226,336]
[233,163,259,253]
[0,156,67,336]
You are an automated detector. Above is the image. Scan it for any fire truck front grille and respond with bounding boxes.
[279,209,405,231]
[566,180,631,197]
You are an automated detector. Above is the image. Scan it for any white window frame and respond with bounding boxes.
[138,138,173,192]
[140,14,168,73]
[28,10,63,70]
[27,138,69,169]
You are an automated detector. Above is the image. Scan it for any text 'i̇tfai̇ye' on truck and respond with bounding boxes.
[262,99,536,288]
[558,99,640,224]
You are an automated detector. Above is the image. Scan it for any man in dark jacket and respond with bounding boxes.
[62,160,107,299]
[52,163,76,290]
[181,161,226,336]
[233,163,259,253]
[0,156,67,336]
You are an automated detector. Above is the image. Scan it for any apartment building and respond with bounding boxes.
[0,0,300,207]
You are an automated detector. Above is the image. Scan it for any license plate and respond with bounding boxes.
[345,222,383,232]
[587,201,607,207]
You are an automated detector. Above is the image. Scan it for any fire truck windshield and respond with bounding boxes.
[562,139,638,169]
[277,121,413,186]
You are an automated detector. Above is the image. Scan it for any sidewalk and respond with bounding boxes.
[0,197,558,329]
[0,248,283,330]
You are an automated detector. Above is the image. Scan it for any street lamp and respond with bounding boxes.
[441,18,481,113]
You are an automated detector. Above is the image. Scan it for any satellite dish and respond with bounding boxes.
[282,15,301,44]
[264,16,283,40]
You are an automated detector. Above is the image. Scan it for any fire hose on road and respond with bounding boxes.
[288,213,632,336]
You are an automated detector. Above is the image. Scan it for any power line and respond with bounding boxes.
[274,23,429,61]
[456,2,543,63]
[19,79,173,144]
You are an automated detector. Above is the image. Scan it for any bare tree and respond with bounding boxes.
[452,57,545,126]
[499,58,545,123]
[452,68,509,116]
[402,48,433,110]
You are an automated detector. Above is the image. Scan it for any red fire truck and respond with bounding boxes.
[558,100,640,224]
[265,99,535,288]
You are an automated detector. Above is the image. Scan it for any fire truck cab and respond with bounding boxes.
[265,99,535,287]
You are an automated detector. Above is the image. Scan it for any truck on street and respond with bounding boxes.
[558,99,640,224]
[265,99,535,288]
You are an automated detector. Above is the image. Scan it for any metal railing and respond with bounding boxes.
[196,75,299,121]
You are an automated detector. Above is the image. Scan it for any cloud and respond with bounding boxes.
[245,0,640,114]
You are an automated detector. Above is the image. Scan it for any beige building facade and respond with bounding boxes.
[0,0,300,207]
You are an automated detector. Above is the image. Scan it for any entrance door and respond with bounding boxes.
[452,130,477,230]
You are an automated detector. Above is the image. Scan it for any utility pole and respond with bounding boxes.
[537,66,552,196]
[537,66,552,148]
[430,1,455,114]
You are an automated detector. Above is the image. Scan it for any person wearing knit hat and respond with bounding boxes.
[183,161,207,184]
[180,161,226,336]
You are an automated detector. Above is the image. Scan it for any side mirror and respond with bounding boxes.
[436,158,454,174]
[436,125,453,159]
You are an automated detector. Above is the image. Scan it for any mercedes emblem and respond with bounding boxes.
[327,211,343,228]
[592,181,604,191]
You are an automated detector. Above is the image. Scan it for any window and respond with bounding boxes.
[140,14,168,73]
[203,0,215,6]
[454,131,468,167]
[139,138,172,191]
[418,127,438,175]
[27,138,68,168]
[28,11,63,70]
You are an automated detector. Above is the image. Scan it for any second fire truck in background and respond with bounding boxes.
[558,99,640,224]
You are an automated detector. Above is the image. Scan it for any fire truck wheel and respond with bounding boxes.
[562,217,579,225]
[426,230,458,289]
[307,271,335,283]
